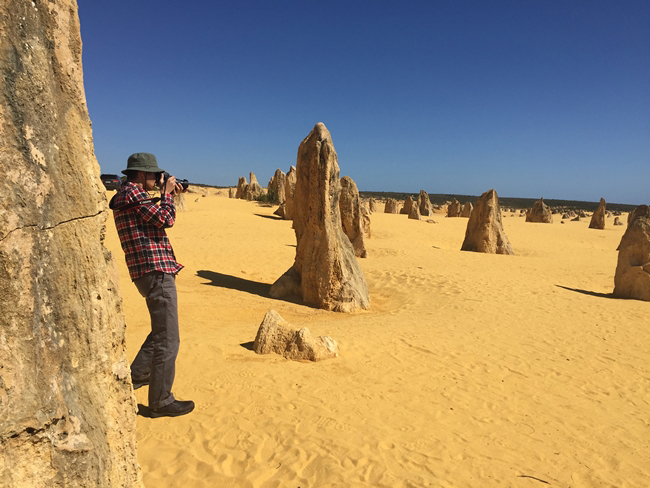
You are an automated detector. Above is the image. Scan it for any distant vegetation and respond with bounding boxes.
[359,191,638,212]
[188,182,638,212]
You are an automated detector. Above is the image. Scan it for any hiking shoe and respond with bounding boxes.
[149,400,195,418]
[132,377,150,390]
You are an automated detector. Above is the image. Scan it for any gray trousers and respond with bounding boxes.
[131,271,179,409]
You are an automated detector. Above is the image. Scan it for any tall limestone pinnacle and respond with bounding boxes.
[461,189,514,255]
[0,1,141,486]
[270,123,370,312]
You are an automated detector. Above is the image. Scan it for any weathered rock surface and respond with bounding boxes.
[269,123,370,312]
[253,310,338,361]
[614,217,623,226]
[244,172,263,200]
[460,190,514,255]
[229,187,236,198]
[339,176,368,258]
[274,203,286,218]
[461,202,473,218]
[0,2,141,486]
[267,168,286,204]
[384,198,399,214]
[408,202,421,220]
[613,205,650,301]
[361,205,372,238]
[526,198,553,223]
[400,196,414,215]
[284,166,297,220]
[235,176,248,199]
[589,198,606,229]
[418,190,433,216]
[368,198,377,213]
[447,198,461,217]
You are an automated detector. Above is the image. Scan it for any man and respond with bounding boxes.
[109,152,194,418]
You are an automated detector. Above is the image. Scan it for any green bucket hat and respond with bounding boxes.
[122,152,165,175]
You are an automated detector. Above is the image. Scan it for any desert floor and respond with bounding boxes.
[104,190,650,488]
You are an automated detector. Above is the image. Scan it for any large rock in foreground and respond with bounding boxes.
[0,2,141,486]
[339,176,368,258]
[270,123,369,312]
[589,198,606,229]
[461,189,514,255]
[253,310,338,361]
[613,205,650,301]
[526,198,553,223]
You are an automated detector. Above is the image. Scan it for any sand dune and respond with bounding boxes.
[104,191,650,487]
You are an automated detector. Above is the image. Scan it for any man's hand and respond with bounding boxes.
[162,174,177,195]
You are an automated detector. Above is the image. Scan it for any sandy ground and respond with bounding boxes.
[104,189,650,488]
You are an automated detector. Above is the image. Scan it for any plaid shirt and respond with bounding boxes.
[110,182,183,281]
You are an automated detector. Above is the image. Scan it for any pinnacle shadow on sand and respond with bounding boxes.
[196,270,303,305]
[555,285,613,298]
[253,213,283,220]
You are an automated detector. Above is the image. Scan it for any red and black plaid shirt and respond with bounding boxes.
[110,182,183,281]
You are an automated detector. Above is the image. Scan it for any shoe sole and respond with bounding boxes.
[149,404,195,418]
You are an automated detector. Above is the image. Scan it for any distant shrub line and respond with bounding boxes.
[358,191,638,212]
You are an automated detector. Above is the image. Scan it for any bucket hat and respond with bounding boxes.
[122,153,165,175]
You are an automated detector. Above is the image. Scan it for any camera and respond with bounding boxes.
[157,171,189,191]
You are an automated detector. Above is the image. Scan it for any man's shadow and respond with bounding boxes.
[196,270,302,304]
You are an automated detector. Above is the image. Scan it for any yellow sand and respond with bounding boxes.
[104,190,650,487]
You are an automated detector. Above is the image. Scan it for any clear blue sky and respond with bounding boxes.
[79,1,648,204]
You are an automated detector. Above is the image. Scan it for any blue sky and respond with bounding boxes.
[79,1,648,204]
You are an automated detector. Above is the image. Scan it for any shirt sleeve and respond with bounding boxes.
[133,190,176,229]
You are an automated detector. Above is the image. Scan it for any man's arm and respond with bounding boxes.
[136,194,176,228]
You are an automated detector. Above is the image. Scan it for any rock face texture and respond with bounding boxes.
[270,123,370,312]
[0,2,141,486]
[447,198,461,217]
[368,198,377,213]
[418,190,433,216]
[361,206,372,238]
[229,187,236,198]
[613,206,650,301]
[244,172,263,200]
[589,198,606,229]
[253,310,338,361]
[235,176,248,199]
[614,217,623,226]
[461,190,514,255]
[461,202,473,218]
[339,176,368,258]
[400,196,414,215]
[408,203,421,220]
[384,198,399,214]
[284,166,297,220]
[267,168,286,205]
[526,198,553,223]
